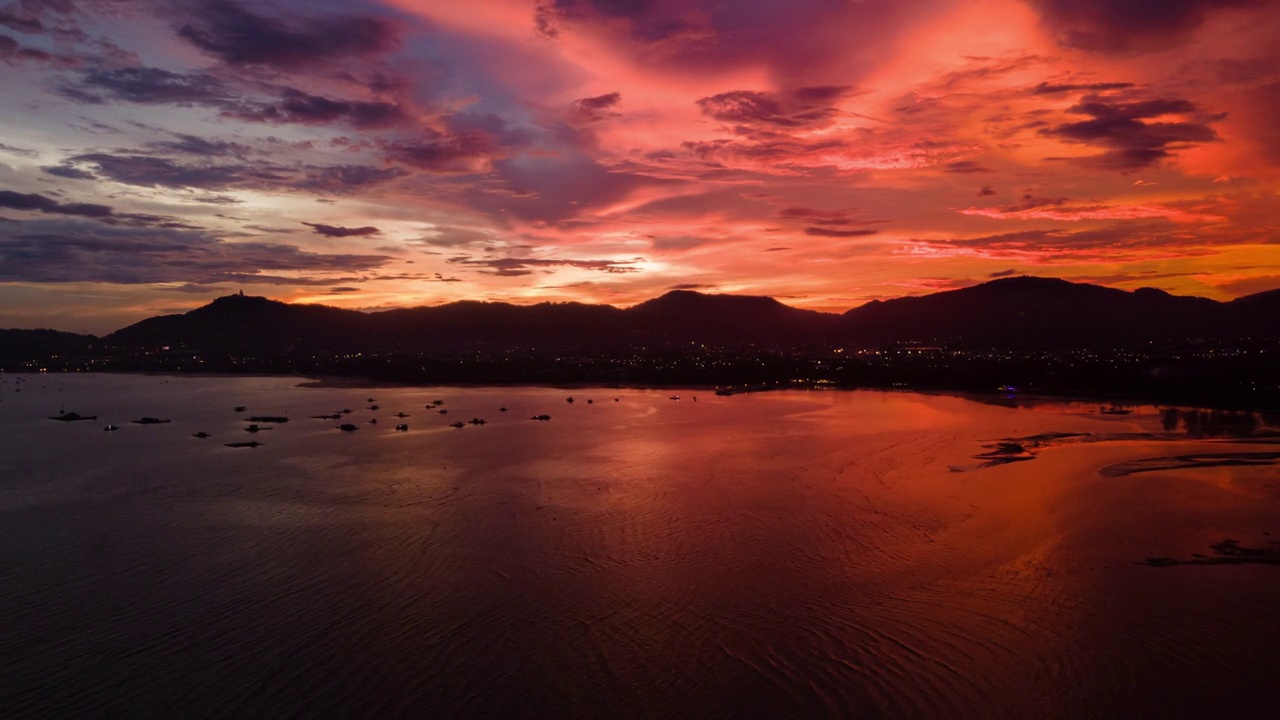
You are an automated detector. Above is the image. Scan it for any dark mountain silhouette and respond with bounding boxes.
[840,276,1225,346]
[1226,288,1280,337]
[104,293,370,353]
[92,277,1280,354]
[0,329,97,364]
[374,300,627,349]
[627,290,840,344]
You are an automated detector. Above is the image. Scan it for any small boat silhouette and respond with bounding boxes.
[469,418,486,425]
[50,411,97,422]
[337,423,359,432]
[192,432,211,438]
[395,424,409,432]
[450,421,465,428]
[531,415,552,421]
[103,424,119,432]
[233,406,246,412]
[225,441,262,448]
[132,417,170,424]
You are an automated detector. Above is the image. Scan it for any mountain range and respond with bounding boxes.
[7,277,1280,358]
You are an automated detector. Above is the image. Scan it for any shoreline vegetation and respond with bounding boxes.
[9,367,1278,415]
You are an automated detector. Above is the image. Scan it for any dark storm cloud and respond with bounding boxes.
[1027,0,1273,51]
[803,227,878,238]
[293,164,408,192]
[302,222,380,238]
[982,193,1070,213]
[67,66,229,105]
[0,218,392,284]
[697,86,851,129]
[0,7,43,33]
[59,152,406,193]
[69,153,273,189]
[177,0,399,69]
[447,255,641,276]
[382,131,500,173]
[538,0,713,44]
[910,222,1272,262]
[779,207,886,229]
[1041,96,1221,170]
[41,164,99,180]
[410,226,496,248]
[1032,81,1135,94]
[0,33,76,65]
[0,190,112,218]
[944,161,993,173]
[147,133,250,158]
[0,189,191,227]
[569,92,622,123]
[0,142,37,157]
[230,89,409,129]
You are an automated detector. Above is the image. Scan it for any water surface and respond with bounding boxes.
[2,374,1278,718]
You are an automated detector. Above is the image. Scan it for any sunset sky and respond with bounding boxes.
[2,0,1278,333]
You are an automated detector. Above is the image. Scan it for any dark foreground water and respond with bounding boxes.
[2,374,1279,718]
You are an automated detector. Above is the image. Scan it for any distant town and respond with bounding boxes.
[3,277,1278,409]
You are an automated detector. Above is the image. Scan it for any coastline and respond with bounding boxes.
[12,368,1274,413]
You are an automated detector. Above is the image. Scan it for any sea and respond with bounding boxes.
[2,373,1279,718]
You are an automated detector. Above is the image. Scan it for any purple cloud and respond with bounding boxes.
[177,0,399,69]
[302,222,380,238]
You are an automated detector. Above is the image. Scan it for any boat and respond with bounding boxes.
[394,424,409,432]
[337,423,359,432]
[49,411,97,422]
[233,406,246,412]
[132,417,170,424]
[225,441,262,448]
[103,424,118,432]
[450,421,465,428]
[531,414,552,421]
[192,432,211,438]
